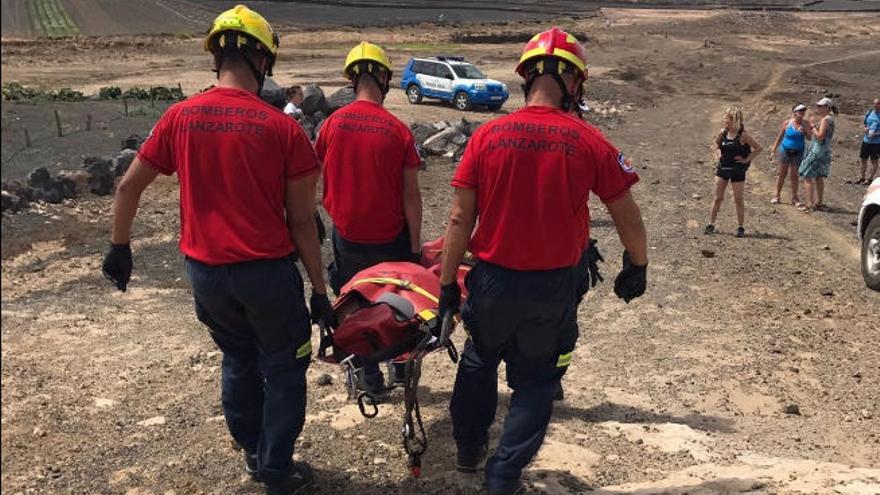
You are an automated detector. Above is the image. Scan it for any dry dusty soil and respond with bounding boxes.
[2,9,880,495]
[3,0,878,38]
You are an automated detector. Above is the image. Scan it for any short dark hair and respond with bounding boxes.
[286,85,302,99]
[213,48,269,83]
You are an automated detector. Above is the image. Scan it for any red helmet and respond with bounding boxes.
[516,27,587,79]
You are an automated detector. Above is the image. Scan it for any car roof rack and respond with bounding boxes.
[435,55,466,62]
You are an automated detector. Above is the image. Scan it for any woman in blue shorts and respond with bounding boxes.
[769,104,812,205]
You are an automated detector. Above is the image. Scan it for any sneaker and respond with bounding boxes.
[456,443,488,474]
[362,384,390,405]
[704,224,716,235]
[245,452,261,481]
[736,227,745,238]
[265,462,315,495]
[359,368,389,403]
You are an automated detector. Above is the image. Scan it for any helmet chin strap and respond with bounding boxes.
[352,70,390,98]
[242,55,267,95]
[550,73,575,112]
[574,83,587,119]
[522,72,581,112]
[213,50,269,95]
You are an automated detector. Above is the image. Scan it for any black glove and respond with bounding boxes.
[102,243,133,291]
[586,239,605,288]
[614,251,647,303]
[309,292,338,328]
[438,282,461,319]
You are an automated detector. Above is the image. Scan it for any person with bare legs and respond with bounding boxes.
[769,104,811,205]
[798,97,838,212]
[705,107,762,238]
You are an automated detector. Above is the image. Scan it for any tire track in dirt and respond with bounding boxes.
[753,49,880,104]
[741,48,880,259]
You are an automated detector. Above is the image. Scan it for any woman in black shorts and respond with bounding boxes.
[705,107,763,238]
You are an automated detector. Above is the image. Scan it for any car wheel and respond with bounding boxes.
[453,92,471,111]
[862,214,880,291]
[406,85,422,104]
[487,104,502,111]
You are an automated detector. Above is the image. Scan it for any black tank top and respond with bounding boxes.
[719,128,751,169]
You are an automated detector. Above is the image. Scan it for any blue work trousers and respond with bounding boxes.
[185,255,312,480]
[449,261,579,493]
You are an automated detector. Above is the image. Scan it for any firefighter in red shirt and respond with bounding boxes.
[437,27,648,495]
[315,41,423,399]
[101,6,333,494]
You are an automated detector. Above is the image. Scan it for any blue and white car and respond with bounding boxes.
[400,56,509,111]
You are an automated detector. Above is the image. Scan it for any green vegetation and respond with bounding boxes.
[98,86,123,100]
[1,83,40,101]
[49,88,86,101]
[120,86,185,101]
[3,83,186,103]
[1,83,84,102]
[28,0,79,38]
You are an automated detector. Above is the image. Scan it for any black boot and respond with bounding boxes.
[553,382,565,402]
[456,443,488,474]
[245,452,261,481]
[264,462,315,495]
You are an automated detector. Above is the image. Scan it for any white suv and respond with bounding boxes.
[858,177,880,291]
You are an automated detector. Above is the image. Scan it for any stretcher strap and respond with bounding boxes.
[402,332,432,476]
[351,277,439,304]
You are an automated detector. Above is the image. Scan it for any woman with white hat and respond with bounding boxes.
[798,97,838,212]
[769,103,812,205]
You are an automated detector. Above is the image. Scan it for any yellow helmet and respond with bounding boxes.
[343,41,392,80]
[204,5,279,58]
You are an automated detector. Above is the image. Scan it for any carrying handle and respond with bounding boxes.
[316,321,337,363]
[357,391,379,418]
[439,312,459,363]
[439,312,455,346]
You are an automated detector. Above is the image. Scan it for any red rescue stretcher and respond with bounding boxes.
[316,237,470,477]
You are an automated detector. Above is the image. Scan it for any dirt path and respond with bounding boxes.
[2,96,877,495]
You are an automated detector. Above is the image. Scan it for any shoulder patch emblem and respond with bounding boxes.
[617,152,635,173]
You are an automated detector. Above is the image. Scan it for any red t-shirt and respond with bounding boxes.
[452,106,639,270]
[315,100,421,243]
[137,87,319,265]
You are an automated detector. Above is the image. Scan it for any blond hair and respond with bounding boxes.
[724,106,744,132]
